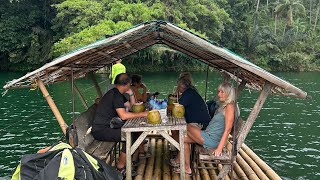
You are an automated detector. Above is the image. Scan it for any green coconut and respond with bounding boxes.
[167,94,177,105]
[147,110,161,124]
[172,103,185,118]
[132,102,145,113]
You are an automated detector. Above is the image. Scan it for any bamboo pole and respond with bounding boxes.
[144,138,156,180]
[90,72,103,98]
[239,148,269,179]
[206,163,218,180]
[233,161,248,180]
[154,139,163,180]
[162,140,171,180]
[236,154,259,180]
[69,80,88,109]
[37,79,67,135]
[217,164,230,180]
[241,144,281,180]
[199,162,211,180]
[134,155,146,180]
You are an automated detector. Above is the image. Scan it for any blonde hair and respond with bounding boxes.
[218,82,235,110]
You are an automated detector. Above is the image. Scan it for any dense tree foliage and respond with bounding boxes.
[0,0,319,72]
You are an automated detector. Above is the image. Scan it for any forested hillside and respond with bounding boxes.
[0,0,319,72]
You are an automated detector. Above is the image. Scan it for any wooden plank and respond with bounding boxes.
[92,141,116,160]
[85,140,103,154]
[130,131,150,155]
[158,131,180,151]
[237,82,272,150]
[179,129,185,180]
[197,145,230,161]
[126,132,132,180]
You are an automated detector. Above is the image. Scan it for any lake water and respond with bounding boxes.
[0,71,319,179]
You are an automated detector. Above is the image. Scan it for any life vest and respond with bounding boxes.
[11,142,122,180]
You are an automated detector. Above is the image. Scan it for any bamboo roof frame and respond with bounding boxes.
[3,21,308,99]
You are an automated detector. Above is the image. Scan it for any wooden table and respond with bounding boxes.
[121,116,187,180]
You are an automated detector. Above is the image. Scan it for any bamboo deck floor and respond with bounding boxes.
[107,138,281,180]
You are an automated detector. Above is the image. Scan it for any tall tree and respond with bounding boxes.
[0,0,53,71]
[275,0,306,27]
[314,1,320,31]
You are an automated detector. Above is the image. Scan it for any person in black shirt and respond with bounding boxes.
[169,72,211,168]
[92,73,148,174]
[176,72,211,128]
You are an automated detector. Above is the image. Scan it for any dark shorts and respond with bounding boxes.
[92,126,140,153]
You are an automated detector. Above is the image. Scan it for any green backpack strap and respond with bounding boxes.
[58,149,75,180]
[11,163,21,180]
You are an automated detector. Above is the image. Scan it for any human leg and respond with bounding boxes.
[185,124,204,144]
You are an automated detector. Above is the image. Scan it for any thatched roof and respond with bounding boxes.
[3,21,308,99]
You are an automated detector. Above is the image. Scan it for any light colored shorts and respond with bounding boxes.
[189,123,203,129]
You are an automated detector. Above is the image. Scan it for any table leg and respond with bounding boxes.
[179,130,185,180]
[126,132,132,180]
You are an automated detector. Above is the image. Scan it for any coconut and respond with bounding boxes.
[147,110,161,124]
[167,94,177,105]
[172,103,185,118]
[132,102,145,113]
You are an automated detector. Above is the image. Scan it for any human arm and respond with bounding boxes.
[126,88,136,107]
[213,103,235,156]
[116,108,148,120]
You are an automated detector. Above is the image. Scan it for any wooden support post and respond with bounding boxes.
[126,132,132,180]
[237,82,272,149]
[179,130,186,180]
[90,72,103,98]
[237,80,247,99]
[69,80,88,109]
[37,79,68,135]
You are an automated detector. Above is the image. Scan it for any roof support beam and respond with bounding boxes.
[238,81,272,149]
[69,79,89,110]
[89,72,103,98]
[37,79,68,135]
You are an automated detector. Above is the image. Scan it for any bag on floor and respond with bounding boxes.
[11,142,122,180]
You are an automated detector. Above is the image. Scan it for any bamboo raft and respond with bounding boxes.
[105,138,281,180]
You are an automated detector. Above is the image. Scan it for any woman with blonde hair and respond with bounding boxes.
[171,82,237,175]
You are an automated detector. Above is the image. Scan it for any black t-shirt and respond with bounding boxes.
[179,88,211,126]
[92,88,127,130]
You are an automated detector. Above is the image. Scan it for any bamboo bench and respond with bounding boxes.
[74,104,118,163]
[193,117,244,178]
